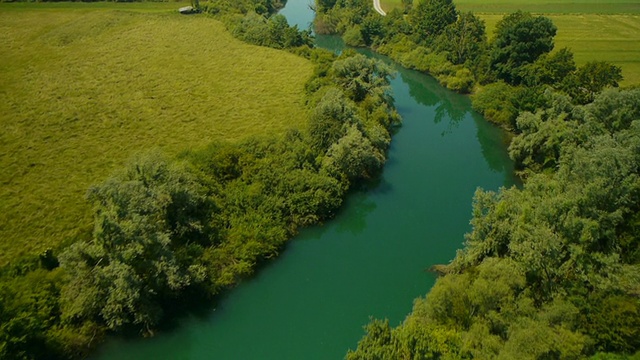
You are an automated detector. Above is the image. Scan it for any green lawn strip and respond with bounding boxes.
[0,6,312,265]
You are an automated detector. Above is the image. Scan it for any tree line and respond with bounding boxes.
[314,0,640,358]
[315,0,623,128]
[0,2,400,359]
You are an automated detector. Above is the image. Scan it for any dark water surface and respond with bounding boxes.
[94,2,515,359]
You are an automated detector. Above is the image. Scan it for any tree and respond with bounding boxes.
[585,88,640,133]
[523,47,576,87]
[321,124,385,182]
[308,88,360,152]
[563,61,623,104]
[435,12,487,65]
[317,0,338,12]
[490,11,557,85]
[60,153,209,331]
[508,92,576,173]
[408,0,458,44]
[331,53,393,103]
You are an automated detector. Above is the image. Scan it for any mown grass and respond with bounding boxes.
[378,0,640,86]
[0,4,313,265]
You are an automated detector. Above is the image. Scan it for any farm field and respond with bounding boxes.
[0,4,313,265]
[379,0,640,86]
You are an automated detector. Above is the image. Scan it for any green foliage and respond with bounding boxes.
[523,47,576,87]
[471,81,517,128]
[585,88,640,133]
[202,0,284,16]
[346,318,463,360]
[343,25,365,47]
[331,53,393,103]
[563,61,624,105]
[490,11,557,85]
[232,12,313,50]
[322,124,386,183]
[308,88,360,152]
[581,294,640,354]
[509,88,640,174]
[440,68,475,93]
[435,12,487,66]
[59,153,209,331]
[0,269,65,360]
[408,0,458,44]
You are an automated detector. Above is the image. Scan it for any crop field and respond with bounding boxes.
[0,4,313,265]
[379,0,640,86]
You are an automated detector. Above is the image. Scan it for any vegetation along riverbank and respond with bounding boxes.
[1,0,639,358]
[312,0,640,358]
[0,1,400,358]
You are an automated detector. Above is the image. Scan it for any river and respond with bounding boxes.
[94,2,516,359]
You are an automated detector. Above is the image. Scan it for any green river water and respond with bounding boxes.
[94,2,516,358]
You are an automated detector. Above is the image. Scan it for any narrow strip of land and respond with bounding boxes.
[373,0,386,15]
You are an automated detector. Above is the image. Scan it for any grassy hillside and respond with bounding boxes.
[0,4,313,265]
[379,0,640,86]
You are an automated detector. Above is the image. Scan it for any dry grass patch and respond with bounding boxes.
[0,5,313,264]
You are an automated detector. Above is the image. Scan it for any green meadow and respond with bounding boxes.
[0,4,313,265]
[379,0,640,86]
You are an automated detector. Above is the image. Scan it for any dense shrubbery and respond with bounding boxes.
[0,1,400,358]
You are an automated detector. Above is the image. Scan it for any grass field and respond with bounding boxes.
[0,4,313,265]
[379,0,640,86]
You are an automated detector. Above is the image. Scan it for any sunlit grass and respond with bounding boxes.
[0,4,313,265]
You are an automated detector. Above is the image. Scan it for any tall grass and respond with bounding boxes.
[0,5,313,265]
